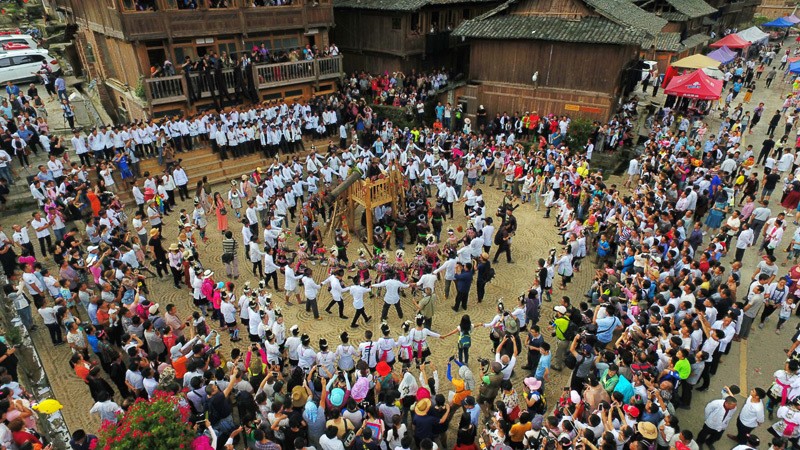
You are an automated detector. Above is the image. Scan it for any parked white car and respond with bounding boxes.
[0,33,40,49]
[0,49,61,85]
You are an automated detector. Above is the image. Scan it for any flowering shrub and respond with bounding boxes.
[95,391,195,450]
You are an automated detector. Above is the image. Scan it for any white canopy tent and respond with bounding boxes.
[736,26,770,44]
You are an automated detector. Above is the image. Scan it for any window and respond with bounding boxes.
[86,43,96,63]
[218,42,237,56]
[318,83,333,91]
[281,37,299,50]
[263,92,282,101]
[284,89,302,97]
[392,17,402,30]
[410,13,420,32]
[0,57,11,68]
[122,0,134,10]
[12,55,35,65]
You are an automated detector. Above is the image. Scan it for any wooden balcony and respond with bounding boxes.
[145,56,342,106]
[120,5,333,41]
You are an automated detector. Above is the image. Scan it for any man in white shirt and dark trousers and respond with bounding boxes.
[372,272,409,321]
[697,396,738,450]
[322,269,348,319]
[729,387,765,444]
[302,268,322,320]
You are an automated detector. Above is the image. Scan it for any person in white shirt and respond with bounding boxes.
[301,268,322,320]
[30,211,51,257]
[322,269,348,319]
[731,388,765,444]
[372,273,410,321]
[697,397,738,448]
[173,164,189,201]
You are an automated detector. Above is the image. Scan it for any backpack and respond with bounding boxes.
[560,318,578,341]
[564,352,579,370]
[458,329,472,349]
[504,314,520,335]
[530,390,547,416]
[485,263,497,283]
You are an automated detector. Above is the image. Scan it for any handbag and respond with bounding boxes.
[342,419,356,449]
[219,207,227,216]
[221,253,234,264]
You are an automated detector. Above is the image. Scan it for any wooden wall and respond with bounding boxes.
[513,0,594,18]
[333,11,408,55]
[340,52,411,75]
[473,83,614,121]
[469,39,634,94]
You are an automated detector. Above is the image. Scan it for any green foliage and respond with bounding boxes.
[5,327,20,347]
[135,76,146,100]
[564,117,595,153]
[96,393,195,450]
[753,15,771,27]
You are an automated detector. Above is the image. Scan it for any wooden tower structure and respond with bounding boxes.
[326,165,406,246]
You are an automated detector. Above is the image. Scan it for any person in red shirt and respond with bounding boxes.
[70,352,91,382]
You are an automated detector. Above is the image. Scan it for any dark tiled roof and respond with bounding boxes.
[452,15,645,44]
[660,11,689,21]
[582,0,667,36]
[681,32,711,48]
[641,32,683,51]
[665,0,717,18]
[333,0,493,9]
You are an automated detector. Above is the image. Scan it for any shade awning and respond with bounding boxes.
[736,26,770,44]
[672,53,722,69]
[709,33,750,48]
[665,69,723,99]
[763,17,794,27]
[789,61,800,74]
[786,15,800,23]
[707,45,737,64]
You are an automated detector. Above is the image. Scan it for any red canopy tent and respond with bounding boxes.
[664,69,723,99]
[709,33,750,49]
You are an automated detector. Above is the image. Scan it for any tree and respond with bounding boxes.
[564,117,596,153]
[95,391,195,450]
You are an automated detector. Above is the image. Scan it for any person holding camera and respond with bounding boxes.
[478,361,504,411]
[568,335,596,392]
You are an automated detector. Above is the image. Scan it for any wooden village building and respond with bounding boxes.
[452,0,668,121]
[48,0,340,120]
[331,0,501,74]
[451,0,757,121]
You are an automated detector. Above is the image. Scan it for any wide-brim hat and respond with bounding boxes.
[637,421,657,440]
[414,398,431,415]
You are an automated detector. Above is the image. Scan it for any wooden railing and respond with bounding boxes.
[144,75,187,105]
[145,56,343,105]
[120,5,331,40]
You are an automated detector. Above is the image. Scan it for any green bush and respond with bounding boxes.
[564,117,595,153]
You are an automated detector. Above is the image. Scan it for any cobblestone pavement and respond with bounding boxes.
[4,57,800,439]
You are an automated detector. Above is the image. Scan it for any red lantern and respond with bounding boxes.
[1,10,5,14]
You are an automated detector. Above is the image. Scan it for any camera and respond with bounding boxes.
[477,357,490,366]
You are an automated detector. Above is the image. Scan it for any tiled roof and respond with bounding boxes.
[660,11,689,21]
[681,32,711,48]
[582,0,667,36]
[641,32,683,51]
[452,15,645,44]
[664,0,717,18]
[333,0,493,9]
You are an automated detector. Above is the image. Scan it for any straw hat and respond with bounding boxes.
[414,398,431,415]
